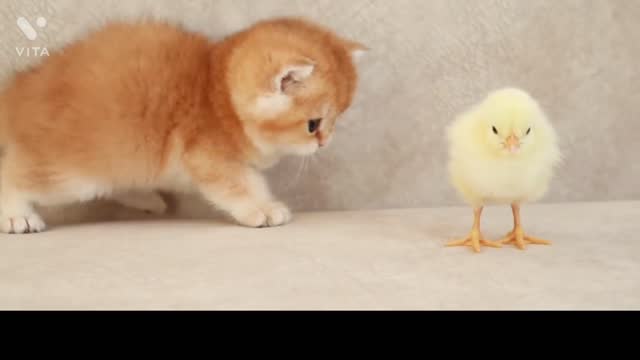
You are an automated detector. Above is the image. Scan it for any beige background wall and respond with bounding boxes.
[1,0,639,216]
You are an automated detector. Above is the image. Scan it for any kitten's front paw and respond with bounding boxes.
[263,201,292,227]
[232,201,292,228]
[0,213,46,234]
[233,208,267,228]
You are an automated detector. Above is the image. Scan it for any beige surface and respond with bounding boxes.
[1,201,638,310]
[0,2,638,309]
[1,0,639,215]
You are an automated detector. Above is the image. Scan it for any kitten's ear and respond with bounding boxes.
[344,41,369,63]
[274,60,315,93]
[253,60,314,117]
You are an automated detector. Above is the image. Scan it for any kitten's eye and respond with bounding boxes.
[492,126,499,135]
[308,118,322,133]
[526,127,531,135]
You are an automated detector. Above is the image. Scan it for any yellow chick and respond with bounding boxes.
[446,88,562,252]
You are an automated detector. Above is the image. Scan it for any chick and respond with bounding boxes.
[446,88,561,252]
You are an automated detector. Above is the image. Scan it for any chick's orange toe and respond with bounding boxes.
[499,227,552,250]
[446,207,502,253]
[446,232,502,253]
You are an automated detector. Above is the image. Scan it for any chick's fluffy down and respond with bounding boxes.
[447,88,562,207]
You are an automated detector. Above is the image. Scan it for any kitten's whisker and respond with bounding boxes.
[302,156,310,180]
[290,156,308,189]
[310,154,320,166]
[283,158,303,191]
[300,157,311,186]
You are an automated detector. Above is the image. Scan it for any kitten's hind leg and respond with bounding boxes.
[0,186,46,234]
[0,154,48,234]
[111,191,167,215]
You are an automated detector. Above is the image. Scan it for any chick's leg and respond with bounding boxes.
[447,207,502,253]
[499,204,552,250]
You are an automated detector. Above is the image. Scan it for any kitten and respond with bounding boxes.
[0,17,366,233]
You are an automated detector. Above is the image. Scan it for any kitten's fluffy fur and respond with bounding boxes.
[0,17,366,233]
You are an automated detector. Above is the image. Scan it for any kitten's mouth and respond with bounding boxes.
[315,132,326,148]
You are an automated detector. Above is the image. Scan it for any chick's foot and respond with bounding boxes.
[446,230,502,253]
[499,226,552,250]
[500,204,552,250]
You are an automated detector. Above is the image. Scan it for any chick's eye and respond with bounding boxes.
[308,118,322,133]
[526,127,531,135]
[492,126,498,135]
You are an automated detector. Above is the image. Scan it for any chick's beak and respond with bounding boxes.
[505,134,520,153]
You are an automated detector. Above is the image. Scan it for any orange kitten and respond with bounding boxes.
[0,17,366,233]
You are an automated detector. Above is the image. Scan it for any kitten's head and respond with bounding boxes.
[226,18,367,157]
